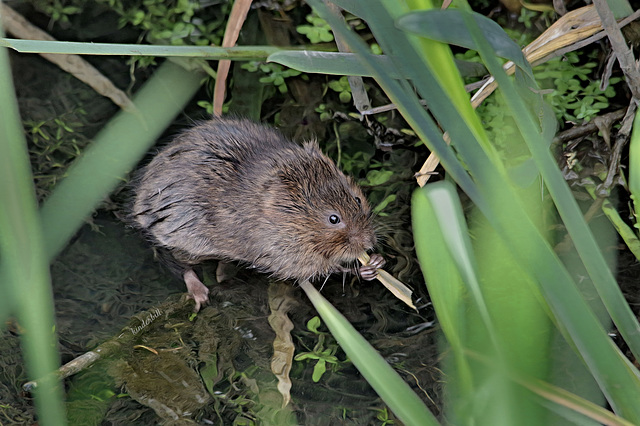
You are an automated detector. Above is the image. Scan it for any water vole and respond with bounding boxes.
[131,117,384,310]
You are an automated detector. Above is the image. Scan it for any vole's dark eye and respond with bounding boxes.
[354,197,362,207]
[329,214,341,225]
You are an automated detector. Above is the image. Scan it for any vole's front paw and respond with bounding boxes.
[359,253,386,281]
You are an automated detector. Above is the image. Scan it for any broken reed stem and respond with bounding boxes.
[358,253,416,310]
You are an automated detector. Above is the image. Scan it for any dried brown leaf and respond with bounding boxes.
[267,281,296,407]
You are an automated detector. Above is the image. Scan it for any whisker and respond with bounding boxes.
[352,260,362,283]
[319,274,331,292]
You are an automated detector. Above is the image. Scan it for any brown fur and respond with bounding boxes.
[131,117,376,282]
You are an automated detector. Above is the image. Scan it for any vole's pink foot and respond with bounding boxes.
[183,268,210,312]
[359,253,386,281]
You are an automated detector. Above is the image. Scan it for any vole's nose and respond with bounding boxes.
[352,230,376,251]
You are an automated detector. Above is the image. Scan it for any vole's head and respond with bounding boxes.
[264,142,376,280]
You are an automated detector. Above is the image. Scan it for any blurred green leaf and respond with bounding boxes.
[397,9,534,79]
[0,28,66,425]
[40,61,203,260]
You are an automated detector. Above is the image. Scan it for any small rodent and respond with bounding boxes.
[131,117,384,311]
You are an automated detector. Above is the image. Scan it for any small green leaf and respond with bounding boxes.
[294,352,319,361]
[339,91,351,103]
[312,359,327,382]
[366,169,393,185]
[307,315,322,333]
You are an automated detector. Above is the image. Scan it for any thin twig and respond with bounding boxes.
[212,0,253,116]
[553,108,626,144]
[592,0,640,103]
[600,102,637,193]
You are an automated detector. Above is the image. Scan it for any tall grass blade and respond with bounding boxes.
[0,26,66,426]
[458,10,640,417]
[307,0,640,420]
[397,10,532,76]
[267,51,398,77]
[413,181,553,423]
[629,109,640,233]
[0,38,283,59]
[299,280,438,425]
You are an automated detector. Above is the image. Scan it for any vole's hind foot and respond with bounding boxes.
[183,268,210,312]
[359,253,386,281]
